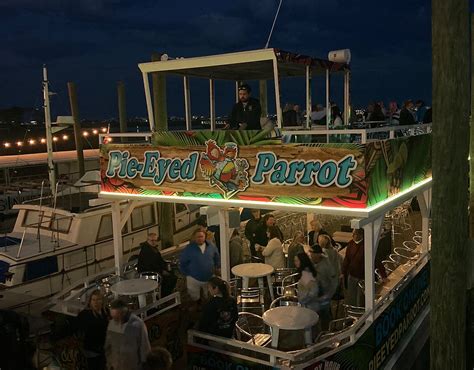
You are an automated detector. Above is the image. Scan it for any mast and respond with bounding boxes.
[42,65,56,196]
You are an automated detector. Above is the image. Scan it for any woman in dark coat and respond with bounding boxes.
[77,290,110,370]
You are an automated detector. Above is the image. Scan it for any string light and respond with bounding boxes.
[16,141,23,147]
[4,142,10,148]
[53,136,58,142]
[29,139,36,145]
[62,134,69,140]
[40,138,46,144]
[104,137,113,143]
[83,131,89,137]
[101,127,107,133]
[92,129,98,135]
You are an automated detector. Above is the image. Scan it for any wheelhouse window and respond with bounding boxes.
[96,214,113,241]
[131,204,156,231]
[50,214,72,233]
[22,210,44,228]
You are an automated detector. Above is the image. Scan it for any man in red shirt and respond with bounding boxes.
[342,229,388,307]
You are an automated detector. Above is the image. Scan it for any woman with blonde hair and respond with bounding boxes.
[287,231,305,268]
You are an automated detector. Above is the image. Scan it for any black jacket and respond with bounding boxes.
[77,308,109,354]
[399,108,416,126]
[198,296,238,338]
[137,242,167,274]
[228,97,262,130]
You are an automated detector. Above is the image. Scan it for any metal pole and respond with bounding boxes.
[43,65,56,195]
[117,81,127,141]
[218,209,230,282]
[142,72,155,131]
[111,201,124,276]
[183,76,192,130]
[259,80,268,118]
[325,69,331,142]
[151,53,168,130]
[344,70,350,125]
[209,79,216,131]
[305,65,312,129]
[67,82,85,177]
[272,59,282,129]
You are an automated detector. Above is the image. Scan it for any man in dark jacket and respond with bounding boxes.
[228,84,262,130]
[137,233,177,297]
[399,100,416,125]
[244,209,261,257]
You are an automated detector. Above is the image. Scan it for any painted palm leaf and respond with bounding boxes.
[272,196,322,205]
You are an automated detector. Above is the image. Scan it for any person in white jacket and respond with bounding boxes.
[258,225,285,269]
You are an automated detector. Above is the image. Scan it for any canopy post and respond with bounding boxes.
[325,69,331,142]
[142,72,155,131]
[218,209,231,282]
[362,216,383,320]
[209,79,216,131]
[272,58,283,128]
[344,69,350,125]
[305,65,312,129]
[417,189,432,253]
[111,201,124,276]
[183,76,192,130]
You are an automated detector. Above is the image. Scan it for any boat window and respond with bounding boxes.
[0,260,10,283]
[96,214,113,241]
[131,204,156,231]
[23,256,58,282]
[50,214,72,233]
[175,203,187,214]
[22,210,44,228]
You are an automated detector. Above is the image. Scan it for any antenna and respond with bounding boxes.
[265,0,284,49]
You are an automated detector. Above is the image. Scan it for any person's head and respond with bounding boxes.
[352,228,364,243]
[110,299,129,323]
[238,84,251,103]
[147,233,158,247]
[318,234,332,249]
[283,103,294,112]
[192,228,207,245]
[331,105,341,118]
[316,104,324,112]
[292,230,305,244]
[251,209,261,220]
[267,225,282,241]
[264,214,275,227]
[310,219,322,232]
[294,104,300,112]
[404,100,414,110]
[367,102,375,112]
[196,216,208,230]
[208,276,230,299]
[144,346,173,370]
[415,99,425,108]
[309,244,325,263]
[87,289,104,312]
[389,101,399,113]
[295,252,317,277]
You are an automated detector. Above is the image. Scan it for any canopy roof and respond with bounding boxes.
[138,48,348,80]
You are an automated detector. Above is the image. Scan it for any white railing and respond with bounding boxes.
[99,132,153,144]
[188,257,430,369]
[282,123,432,144]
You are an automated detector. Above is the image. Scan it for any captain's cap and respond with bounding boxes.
[238,83,251,93]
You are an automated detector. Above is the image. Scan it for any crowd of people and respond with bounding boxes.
[222,81,431,130]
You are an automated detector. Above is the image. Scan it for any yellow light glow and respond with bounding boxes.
[83,131,89,137]
[92,129,98,135]
[105,137,113,143]
[4,142,11,148]
[29,139,36,145]
[40,138,46,144]
[16,141,23,147]
[101,127,107,133]
[62,135,69,140]
[53,136,58,142]
[99,177,432,218]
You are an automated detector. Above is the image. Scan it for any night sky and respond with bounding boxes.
[0,0,463,120]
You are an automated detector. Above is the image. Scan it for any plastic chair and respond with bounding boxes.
[235,312,272,347]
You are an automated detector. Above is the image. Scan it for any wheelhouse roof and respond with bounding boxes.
[138,48,348,80]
